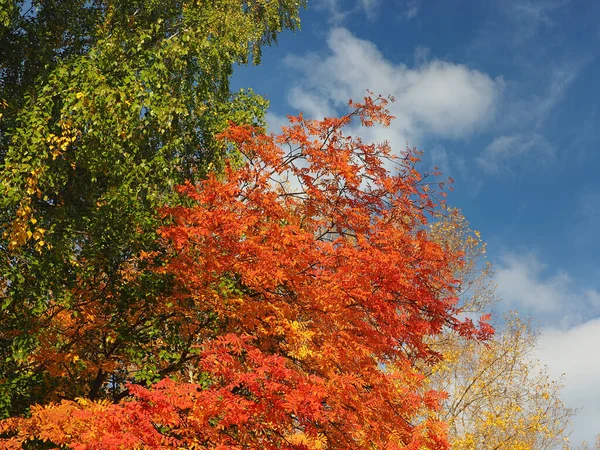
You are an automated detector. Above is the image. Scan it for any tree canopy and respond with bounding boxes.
[0,0,304,418]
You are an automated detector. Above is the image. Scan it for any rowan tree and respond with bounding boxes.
[0,0,305,417]
[0,97,492,449]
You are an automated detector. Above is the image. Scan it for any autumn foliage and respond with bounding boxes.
[0,98,492,449]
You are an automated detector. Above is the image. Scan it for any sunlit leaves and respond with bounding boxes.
[1,97,491,448]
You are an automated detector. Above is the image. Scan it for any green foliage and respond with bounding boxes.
[0,0,305,418]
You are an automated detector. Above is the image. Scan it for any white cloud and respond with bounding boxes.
[402,60,500,137]
[495,252,569,315]
[494,250,600,445]
[477,133,554,174]
[283,27,502,154]
[537,319,600,447]
[494,252,600,323]
[279,27,581,181]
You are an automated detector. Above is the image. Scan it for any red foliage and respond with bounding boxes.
[0,97,492,449]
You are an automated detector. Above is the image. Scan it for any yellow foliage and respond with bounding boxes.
[286,431,328,449]
[427,209,573,450]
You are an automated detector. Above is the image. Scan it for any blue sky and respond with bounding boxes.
[233,0,600,445]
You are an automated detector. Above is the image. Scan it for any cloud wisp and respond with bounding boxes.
[314,0,381,24]
[477,133,554,174]
[494,252,600,325]
[475,63,584,175]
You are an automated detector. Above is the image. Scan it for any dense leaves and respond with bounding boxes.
[1,98,492,448]
[0,0,305,417]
